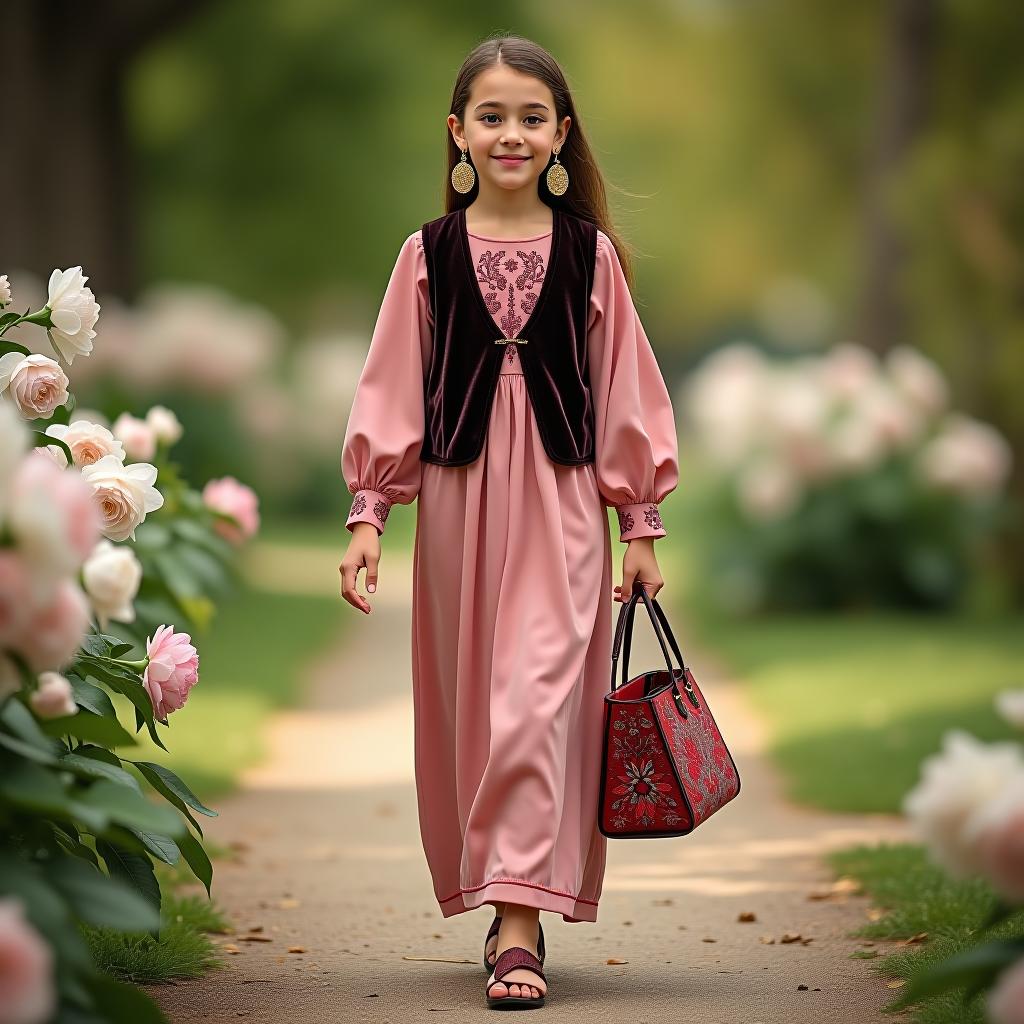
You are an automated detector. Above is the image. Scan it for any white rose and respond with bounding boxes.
[995,690,1024,731]
[45,266,100,365]
[916,414,1013,497]
[80,453,164,542]
[44,420,125,468]
[0,353,70,418]
[144,405,183,446]
[111,412,157,462]
[29,671,77,719]
[82,538,142,630]
[902,728,1024,878]
[0,274,11,308]
[886,346,949,417]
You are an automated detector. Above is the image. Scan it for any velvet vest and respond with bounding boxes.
[419,204,598,467]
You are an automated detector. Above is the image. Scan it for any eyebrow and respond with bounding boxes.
[474,100,550,112]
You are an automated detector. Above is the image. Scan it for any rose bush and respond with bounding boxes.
[0,266,260,1023]
[680,341,1015,613]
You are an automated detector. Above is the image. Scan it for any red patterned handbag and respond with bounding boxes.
[599,582,741,838]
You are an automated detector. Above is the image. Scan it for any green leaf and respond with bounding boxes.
[129,760,217,819]
[0,758,74,817]
[48,852,161,934]
[0,730,62,765]
[38,708,137,748]
[894,938,1024,1006]
[95,838,162,919]
[70,780,186,837]
[175,824,213,896]
[1,697,63,753]
[67,674,119,720]
[0,853,94,974]
[154,549,202,601]
[58,752,143,793]
[125,829,180,866]
[80,972,169,1023]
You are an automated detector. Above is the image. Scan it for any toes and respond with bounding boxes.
[489,982,508,998]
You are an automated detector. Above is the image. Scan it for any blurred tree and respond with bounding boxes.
[0,0,218,297]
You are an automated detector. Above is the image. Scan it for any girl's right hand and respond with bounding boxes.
[339,522,381,614]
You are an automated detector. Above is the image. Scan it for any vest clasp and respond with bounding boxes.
[495,337,528,345]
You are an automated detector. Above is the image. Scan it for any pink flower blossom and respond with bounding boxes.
[29,672,77,720]
[143,624,199,722]
[0,896,56,1024]
[17,579,90,673]
[201,476,260,545]
[988,955,1024,1024]
[0,551,33,650]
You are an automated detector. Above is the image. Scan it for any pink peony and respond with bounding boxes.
[0,896,56,1024]
[142,624,199,722]
[17,579,90,673]
[988,955,1024,1024]
[201,476,260,545]
[29,672,77,720]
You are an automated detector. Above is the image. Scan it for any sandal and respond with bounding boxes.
[484,916,545,972]
[486,946,547,1009]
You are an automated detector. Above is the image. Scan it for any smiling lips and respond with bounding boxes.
[493,155,530,165]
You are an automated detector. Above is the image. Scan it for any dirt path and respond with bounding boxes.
[143,547,914,1023]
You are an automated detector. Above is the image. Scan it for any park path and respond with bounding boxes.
[143,542,915,1023]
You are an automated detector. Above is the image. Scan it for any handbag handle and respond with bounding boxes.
[610,577,692,688]
[610,582,700,712]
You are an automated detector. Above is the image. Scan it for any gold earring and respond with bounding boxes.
[451,147,476,194]
[546,147,569,196]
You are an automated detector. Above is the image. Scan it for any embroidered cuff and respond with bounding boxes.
[615,502,666,543]
[346,488,392,536]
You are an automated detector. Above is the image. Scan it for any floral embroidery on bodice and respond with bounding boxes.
[466,230,552,373]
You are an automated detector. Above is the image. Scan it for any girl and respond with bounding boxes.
[338,34,678,1010]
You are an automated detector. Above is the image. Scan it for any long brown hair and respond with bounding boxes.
[443,33,637,292]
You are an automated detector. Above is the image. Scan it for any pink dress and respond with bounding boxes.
[341,220,679,923]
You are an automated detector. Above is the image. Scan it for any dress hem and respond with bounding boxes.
[436,879,599,923]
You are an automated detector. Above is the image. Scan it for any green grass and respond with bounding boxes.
[83,843,238,985]
[829,843,1024,1023]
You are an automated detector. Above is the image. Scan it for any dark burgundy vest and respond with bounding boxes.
[419,204,598,467]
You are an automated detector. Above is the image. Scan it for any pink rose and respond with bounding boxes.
[29,672,77,720]
[110,412,156,462]
[0,896,56,1024]
[0,552,33,650]
[17,579,90,673]
[201,476,260,545]
[989,955,1024,1024]
[143,624,199,722]
[0,353,70,419]
[968,778,1024,904]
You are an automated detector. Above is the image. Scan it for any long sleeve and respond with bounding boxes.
[587,230,679,543]
[341,230,432,536]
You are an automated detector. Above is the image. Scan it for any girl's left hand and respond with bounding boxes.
[613,537,664,603]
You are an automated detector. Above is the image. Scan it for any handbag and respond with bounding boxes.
[599,581,741,838]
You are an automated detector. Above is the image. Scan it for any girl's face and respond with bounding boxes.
[449,65,570,195]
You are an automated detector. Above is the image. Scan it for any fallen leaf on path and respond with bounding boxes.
[797,984,808,990]
[900,932,928,945]
[288,946,306,953]
[759,936,776,944]
[780,932,804,944]
[223,944,241,954]
[887,980,906,989]
[737,911,757,922]
[851,950,878,959]
[239,935,273,943]
[606,958,629,964]
[808,877,862,901]
[701,938,717,943]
